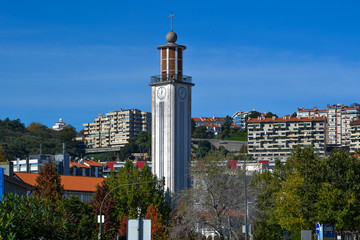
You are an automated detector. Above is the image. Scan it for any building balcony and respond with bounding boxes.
[150,74,193,84]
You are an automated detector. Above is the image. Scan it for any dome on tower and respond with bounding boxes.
[166,31,177,43]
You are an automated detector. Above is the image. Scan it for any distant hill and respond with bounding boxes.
[0,118,79,160]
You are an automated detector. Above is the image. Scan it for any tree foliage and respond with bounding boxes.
[254,147,360,239]
[171,151,250,239]
[0,194,66,240]
[0,145,7,162]
[0,194,97,239]
[57,196,97,239]
[91,160,170,239]
[34,161,64,204]
[192,126,214,139]
[265,112,278,118]
[145,204,168,239]
[0,118,79,160]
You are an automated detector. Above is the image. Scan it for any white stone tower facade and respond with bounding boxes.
[149,26,194,194]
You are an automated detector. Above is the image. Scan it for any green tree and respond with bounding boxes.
[58,196,97,239]
[0,194,67,239]
[191,119,196,135]
[27,122,44,132]
[195,140,212,159]
[92,160,170,239]
[265,112,278,118]
[192,126,214,139]
[0,145,7,162]
[254,147,360,239]
[34,161,64,204]
[135,131,151,156]
[221,115,233,132]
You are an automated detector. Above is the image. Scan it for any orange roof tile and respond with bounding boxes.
[202,123,221,127]
[297,107,318,112]
[70,161,90,168]
[350,120,360,126]
[248,116,326,123]
[15,172,104,192]
[85,159,103,167]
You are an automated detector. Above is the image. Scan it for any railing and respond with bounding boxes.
[150,74,192,83]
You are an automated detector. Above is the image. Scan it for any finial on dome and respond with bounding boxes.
[166,11,177,43]
[169,11,175,32]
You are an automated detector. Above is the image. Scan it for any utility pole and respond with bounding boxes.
[243,144,248,240]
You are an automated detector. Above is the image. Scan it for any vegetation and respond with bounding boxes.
[91,160,170,239]
[253,147,360,239]
[0,194,97,240]
[34,162,64,204]
[0,118,79,160]
[220,115,247,140]
[170,151,252,239]
[86,131,151,162]
[0,145,7,162]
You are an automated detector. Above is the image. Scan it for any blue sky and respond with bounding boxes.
[1,1,360,131]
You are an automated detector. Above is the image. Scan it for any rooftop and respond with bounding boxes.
[248,116,326,123]
[15,172,104,192]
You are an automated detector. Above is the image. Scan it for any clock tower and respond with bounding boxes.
[149,14,194,195]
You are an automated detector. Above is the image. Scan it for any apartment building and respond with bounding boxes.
[248,116,326,160]
[350,120,360,154]
[297,104,360,147]
[12,154,70,175]
[83,109,151,149]
[233,110,249,130]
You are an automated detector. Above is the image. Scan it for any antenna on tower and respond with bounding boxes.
[169,11,175,32]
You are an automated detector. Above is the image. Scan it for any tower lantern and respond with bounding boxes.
[149,14,194,195]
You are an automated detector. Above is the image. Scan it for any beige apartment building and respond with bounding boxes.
[350,120,360,154]
[248,116,326,160]
[297,104,360,147]
[83,109,151,149]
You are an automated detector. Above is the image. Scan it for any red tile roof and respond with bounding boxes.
[202,123,221,127]
[85,159,103,167]
[136,161,147,169]
[15,172,104,192]
[70,161,90,168]
[350,120,360,126]
[227,160,238,169]
[248,116,326,123]
[192,117,225,122]
[106,162,116,170]
[297,107,318,112]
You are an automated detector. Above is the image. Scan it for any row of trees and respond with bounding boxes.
[0,159,170,240]
[0,162,96,239]
[253,147,360,239]
[2,147,360,239]
[0,118,79,160]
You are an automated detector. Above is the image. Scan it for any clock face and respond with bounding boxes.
[157,87,166,100]
[178,87,187,100]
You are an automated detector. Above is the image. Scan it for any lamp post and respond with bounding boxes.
[98,181,157,240]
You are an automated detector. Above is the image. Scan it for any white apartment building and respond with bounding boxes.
[297,104,360,147]
[248,116,326,160]
[83,109,151,149]
[233,110,250,130]
[350,120,360,154]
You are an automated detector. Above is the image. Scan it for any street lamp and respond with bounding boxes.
[98,181,157,240]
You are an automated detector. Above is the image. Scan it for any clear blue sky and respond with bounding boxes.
[1,1,360,131]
